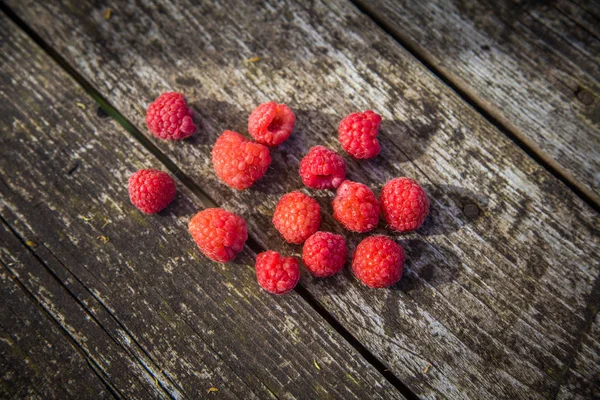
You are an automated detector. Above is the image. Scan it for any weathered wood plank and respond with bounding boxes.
[556,313,600,399]
[5,0,600,398]
[0,233,114,400]
[354,0,600,204]
[0,14,405,400]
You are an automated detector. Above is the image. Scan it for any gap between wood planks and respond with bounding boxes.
[350,0,600,214]
[0,214,126,399]
[0,5,421,400]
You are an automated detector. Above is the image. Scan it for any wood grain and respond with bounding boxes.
[0,14,406,400]
[556,313,600,398]
[354,0,600,204]
[4,0,600,398]
[0,232,114,400]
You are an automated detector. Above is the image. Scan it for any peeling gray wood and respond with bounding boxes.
[4,0,600,398]
[355,0,600,203]
[0,15,405,400]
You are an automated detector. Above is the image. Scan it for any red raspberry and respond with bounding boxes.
[302,232,347,277]
[352,236,405,288]
[299,146,346,190]
[128,169,176,214]
[248,101,296,147]
[332,180,379,232]
[255,250,299,294]
[146,92,196,140]
[188,208,248,263]
[380,177,430,232]
[212,130,272,190]
[338,110,382,159]
[272,191,321,244]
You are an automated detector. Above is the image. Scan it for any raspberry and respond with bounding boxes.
[272,191,321,244]
[248,101,296,146]
[299,146,346,190]
[352,236,405,288]
[188,208,248,263]
[146,92,196,140]
[255,250,299,294]
[332,180,379,232]
[302,232,347,277]
[380,177,430,232]
[338,110,382,159]
[128,169,176,214]
[212,130,272,190]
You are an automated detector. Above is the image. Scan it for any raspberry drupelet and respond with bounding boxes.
[248,101,296,147]
[188,208,248,263]
[272,191,321,244]
[338,110,382,159]
[302,231,347,277]
[352,236,405,288]
[128,169,176,214]
[212,130,272,190]
[299,146,346,190]
[332,180,379,232]
[380,177,430,232]
[146,92,196,140]
[255,250,300,294]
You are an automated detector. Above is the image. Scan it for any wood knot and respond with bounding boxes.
[575,87,594,106]
[96,106,109,119]
[462,202,480,219]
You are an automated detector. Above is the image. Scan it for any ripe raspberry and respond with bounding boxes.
[188,208,248,263]
[352,236,405,288]
[255,250,299,294]
[248,101,296,146]
[299,146,346,190]
[332,180,379,232]
[212,130,272,190]
[272,191,321,244]
[128,169,176,214]
[146,92,196,140]
[302,232,347,277]
[338,110,382,159]
[380,177,430,232]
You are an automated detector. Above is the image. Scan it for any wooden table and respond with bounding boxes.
[0,1,598,399]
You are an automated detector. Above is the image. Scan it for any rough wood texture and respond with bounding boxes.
[5,0,600,398]
[0,15,406,400]
[355,0,600,204]
[0,231,113,400]
[555,313,600,398]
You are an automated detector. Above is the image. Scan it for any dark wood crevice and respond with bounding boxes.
[0,216,127,400]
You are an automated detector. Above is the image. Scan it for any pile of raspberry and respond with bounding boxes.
[129,93,430,295]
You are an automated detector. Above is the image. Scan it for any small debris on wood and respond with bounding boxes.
[76,102,87,110]
[104,8,112,20]
[101,218,111,228]
[245,56,260,63]
[80,214,93,222]
[97,235,110,243]
[423,363,432,374]
[207,387,219,394]
[314,359,321,370]
[25,240,37,248]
